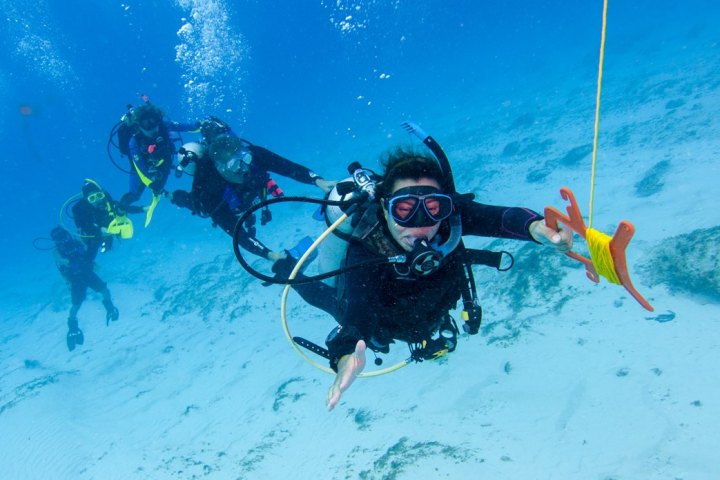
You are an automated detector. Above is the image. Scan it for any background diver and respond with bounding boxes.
[72,179,144,258]
[50,226,120,351]
[119,103,200,209]
[170,118,335,261]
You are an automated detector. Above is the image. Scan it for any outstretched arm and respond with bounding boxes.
[249,145,331,191]
[461,202,542,241]
[461,200,572,251]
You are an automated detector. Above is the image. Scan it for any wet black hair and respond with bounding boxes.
[208,134,243,162]
[376,147,445,198]
[134,104,163,121]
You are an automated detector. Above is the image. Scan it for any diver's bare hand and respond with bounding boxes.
[315,178,337,194]
[267,250,287,262]
[326,340,366,411]
[529,219,573,253]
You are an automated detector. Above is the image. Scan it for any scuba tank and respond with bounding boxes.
[316,162,379,286]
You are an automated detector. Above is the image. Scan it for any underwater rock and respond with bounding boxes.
[523,139,554,155]
[1,371,75,416]
[613,125,631,147]
[508,112,535,130]
[526,168,550,184]
[502,138,554,159]
[348,407,384,431]
[502,141,521,157]
[156,254,255,322]
[634,160,670,197]
[645,311,675,323]
[472,241,577,346]
[665,98,686,109]
[359,437,480,480]
[272,377,306,412]
[480,242,575,313]
[23,359,41,369]
[639,226,720,303]
[559,144,593,167]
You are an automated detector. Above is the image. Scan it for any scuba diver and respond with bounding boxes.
[50,226,119,352]
[168,140,243,235]
[171,118,335,261]
[118,103,200,208]
[72,179,143,258]
[253,124,573,411]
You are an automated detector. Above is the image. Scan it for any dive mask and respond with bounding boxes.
[385,185,453,228]
[87,191,106,205]
[219,150,252,176]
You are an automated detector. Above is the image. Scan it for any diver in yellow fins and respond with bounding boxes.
[72,179,144,257]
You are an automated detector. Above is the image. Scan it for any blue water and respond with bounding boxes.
[2,1,712,255]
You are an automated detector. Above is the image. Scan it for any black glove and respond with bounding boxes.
[170,190,189,207]
[461,305,482,335]
[261,254,300,286]
[260,208,272,225]
[272,254,297,278]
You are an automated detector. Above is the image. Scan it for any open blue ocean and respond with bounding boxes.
[1,1,719,478]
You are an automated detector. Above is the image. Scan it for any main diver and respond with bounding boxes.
[269,144,572,411]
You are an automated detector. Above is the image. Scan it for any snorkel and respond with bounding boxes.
[398,122,463,274]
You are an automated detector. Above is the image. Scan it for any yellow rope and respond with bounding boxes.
[582,0,623,286]
[586,228,621,284]
[588,0,609,230]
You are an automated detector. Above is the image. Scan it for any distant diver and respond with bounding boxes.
[50,226,120,351]
[71,178,143,257]
[170,116,336,260]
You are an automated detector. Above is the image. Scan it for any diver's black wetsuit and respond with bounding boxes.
[54,236,107,306]
[170,153,230,224]
[123,120,199,206]
[72,193,143,258]
[171,143,320,259]
[291,201,543,370]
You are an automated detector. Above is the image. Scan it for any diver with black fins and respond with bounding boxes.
[50,226,119,351]
[171,116,336,261]
[71,179,144,258]
[235,122,573,411]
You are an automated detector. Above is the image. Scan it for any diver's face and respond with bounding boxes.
[214,147,251,179]
[382,177,443,252]
[85,190,106,209]
[138,116,159,137]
